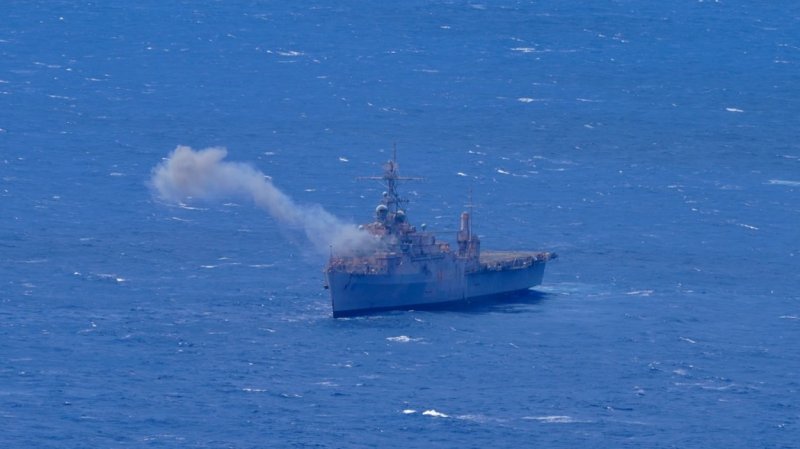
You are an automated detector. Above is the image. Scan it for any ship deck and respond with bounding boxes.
[480,250,553,262]
[479,250,556,271]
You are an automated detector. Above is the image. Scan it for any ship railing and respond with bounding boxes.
[326,257,390,274]
[480,255,536,272]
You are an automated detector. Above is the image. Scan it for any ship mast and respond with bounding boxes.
[358,147,422,215]
[466,187,474,238]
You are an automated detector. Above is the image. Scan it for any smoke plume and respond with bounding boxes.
[151,146,377,255]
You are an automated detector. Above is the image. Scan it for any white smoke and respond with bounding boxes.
[151,145,377,255]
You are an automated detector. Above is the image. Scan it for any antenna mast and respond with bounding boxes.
[467,187,474,236]
[356,145,422,213]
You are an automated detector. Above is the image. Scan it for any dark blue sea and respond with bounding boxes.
[2,1,799,447]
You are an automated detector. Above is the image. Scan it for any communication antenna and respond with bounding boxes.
[356,145,423,213]
[465,186,477,236]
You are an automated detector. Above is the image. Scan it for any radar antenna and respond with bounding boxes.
[357,146,423,214]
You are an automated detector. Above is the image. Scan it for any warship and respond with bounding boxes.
[324,156,556,317]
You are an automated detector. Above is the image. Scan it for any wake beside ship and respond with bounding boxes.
[324,156,556,317]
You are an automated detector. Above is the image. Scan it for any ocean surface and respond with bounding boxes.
[2,1,799,447]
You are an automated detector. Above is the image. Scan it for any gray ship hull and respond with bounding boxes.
[326,259,547,317]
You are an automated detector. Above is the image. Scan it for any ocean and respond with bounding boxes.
[2,1,798,447]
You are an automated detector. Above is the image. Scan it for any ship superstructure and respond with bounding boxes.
[324,156,555,317]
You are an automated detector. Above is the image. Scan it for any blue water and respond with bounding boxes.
[2,1,799,447]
